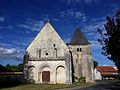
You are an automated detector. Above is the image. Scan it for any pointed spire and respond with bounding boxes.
[45,19,50,24]
[77,25,79,28]
[47,19,50,22]
[70,26,90,45]
[44,19,51,27]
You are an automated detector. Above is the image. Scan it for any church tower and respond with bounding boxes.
[68,26,94,82]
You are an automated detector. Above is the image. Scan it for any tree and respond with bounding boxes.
[98,10,120,72]
[0,63,24,72]
[0,64,6,72]
[93,60,98,69]
[17,63,23,72]
[5,64,11,71]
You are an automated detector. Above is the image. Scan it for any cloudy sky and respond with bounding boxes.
[0,0,120,66]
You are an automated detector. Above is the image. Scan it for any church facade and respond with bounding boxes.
[23,21,94,84]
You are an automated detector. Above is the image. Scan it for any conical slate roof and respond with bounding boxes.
[70,27,89,45]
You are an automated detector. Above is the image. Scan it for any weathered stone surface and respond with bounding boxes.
[23,21,94,84]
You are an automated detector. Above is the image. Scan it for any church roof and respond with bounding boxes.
[70,27,90,45]
[26,21,68,51]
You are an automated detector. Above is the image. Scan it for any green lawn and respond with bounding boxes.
[0,83,94,90]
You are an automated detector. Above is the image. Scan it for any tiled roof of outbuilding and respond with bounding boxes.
[96,66,117,74]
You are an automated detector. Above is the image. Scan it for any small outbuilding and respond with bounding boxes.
[95,66,118,80]
[94,68,102,80]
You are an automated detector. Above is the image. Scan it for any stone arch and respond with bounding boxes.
[56,65,66,84]
[39,64,51,71]
[27,66,35,83]
[39,65,51,83]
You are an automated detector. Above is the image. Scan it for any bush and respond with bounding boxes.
[117,73,120,80]
[78,77,86,83]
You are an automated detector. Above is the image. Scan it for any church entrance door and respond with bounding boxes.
[42,71,50,82]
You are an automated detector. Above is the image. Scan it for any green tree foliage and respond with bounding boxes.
[93,60,98,69]
[5,64,11,71]
[98,10,120,72]
[0,63,23,72]
[17,63,24,72]
[0,64,6,72]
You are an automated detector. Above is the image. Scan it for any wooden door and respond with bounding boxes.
[42,71,50,82]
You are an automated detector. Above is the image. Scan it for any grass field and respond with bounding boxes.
[0,75,95,90]
[0,83,94,90]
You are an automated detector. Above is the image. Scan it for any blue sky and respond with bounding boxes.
[0,0,120,67]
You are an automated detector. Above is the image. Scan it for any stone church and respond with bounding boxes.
[23,21,94,84]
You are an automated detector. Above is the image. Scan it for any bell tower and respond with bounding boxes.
[68,26,94,82]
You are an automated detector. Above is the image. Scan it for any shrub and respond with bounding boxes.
[78,77,86,83]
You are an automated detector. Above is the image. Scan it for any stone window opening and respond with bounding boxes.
[39,50,41,58]
[79,48,82,52]
[54,48,57,58]
[77,48,82,52]
[44,51,50,57]
[45,52,49,56]
[77,48,79,52]
[53,44,56,47]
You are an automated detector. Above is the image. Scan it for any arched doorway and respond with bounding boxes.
[27,66,35,83]
[41,66,51,83]
[56,66,66,83]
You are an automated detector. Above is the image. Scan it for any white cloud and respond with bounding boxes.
[18,18,44,32]
[51,18,60,22]
[89,40,102,51]
[18,24,30,29]
[79,16,107,53]
[60,8,87,22]
[60,0,81,4]
[12,41,28,47]
[75,12,87,22]
[0,25,13,29]
[60,0,99,5]
[0,16,5,22]
[60,8,74,17]
[0,43,13,47]
[0,47,19,56]
[0,47,22,61]
[82,16,106,40]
